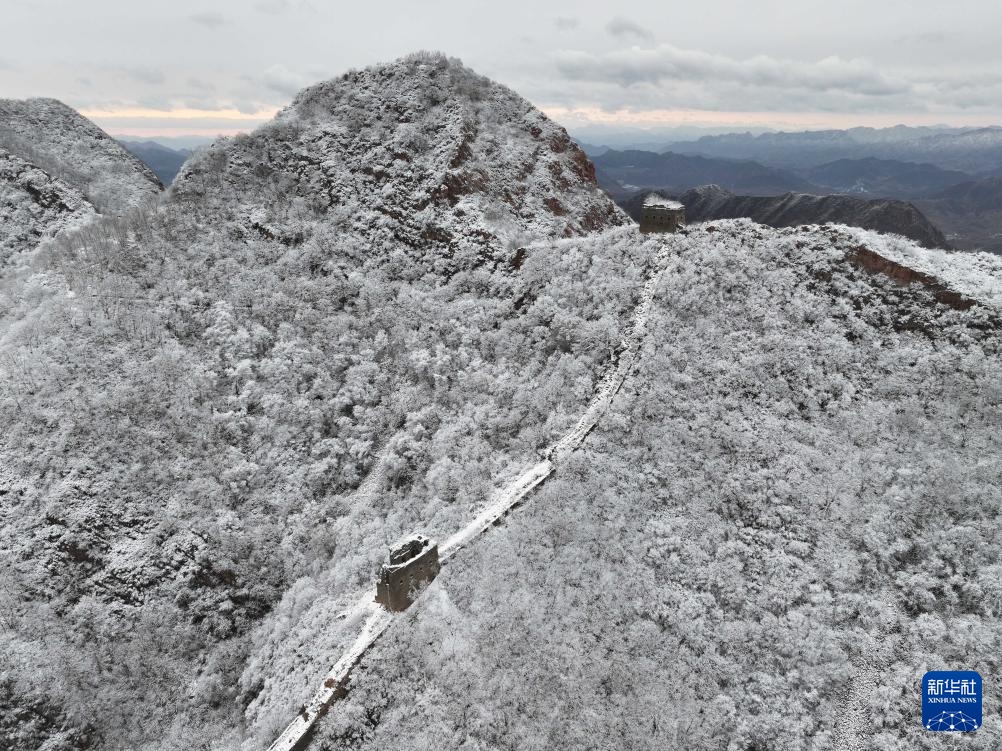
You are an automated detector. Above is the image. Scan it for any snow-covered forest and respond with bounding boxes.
[1,53,1000,751]
[312,221,1002,750]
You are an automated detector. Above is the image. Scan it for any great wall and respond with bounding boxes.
[264,223,989,751]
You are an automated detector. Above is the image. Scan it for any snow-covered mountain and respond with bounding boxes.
[0,98,163,265]
[0,97,162,214]
[0,53,635,751]
[171,54,625,266]
[0,147,96,265]
[310,221,1002,751]
[1,53,1000,751]
[619,184,950,249]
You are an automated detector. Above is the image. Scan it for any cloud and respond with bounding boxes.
[554,16,579,31]
[605,16,654,43]
[186,76,216,92]
[254,0,316,13]
[189,11,226,28]
[555,44,908,98]
[896,30,950,45]
[121,66,166,85]
[262,64,309,97]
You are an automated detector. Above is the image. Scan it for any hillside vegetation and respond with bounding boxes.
[0,53,637,751]
[0,98,161,214]
[314,221,1002,751]
[1,54,1000,751]
[0,147,96,266]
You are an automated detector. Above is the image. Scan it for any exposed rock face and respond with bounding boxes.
[619,185,950,249]
[0,147,96,264]
[0,97,162,214]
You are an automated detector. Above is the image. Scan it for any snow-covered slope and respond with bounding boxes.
[172,52,626,265]
[0,147,96,265]
[1,53,1000,751]
[621,184,950,249]
[0,54,635,751]
[311,221,1002,751]
[0,97,162,214]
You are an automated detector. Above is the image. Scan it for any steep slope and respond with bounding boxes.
[171,57,623,263]
[0,147,96,265]
[310,221,1002,751]
[620,185,949,249]
[593,148,815,195]
[0,97,162,214]
[3,52,1000,751]
[0,53,635,751]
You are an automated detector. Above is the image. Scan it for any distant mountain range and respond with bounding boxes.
[592,149,815,196]
[802,157,972,199]
[590,139,1002,253]
[664,126,1002,175]
[118,139,190,184]
[619,185,949,249]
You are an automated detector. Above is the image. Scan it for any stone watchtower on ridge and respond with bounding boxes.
[640,194,686,234]
[374,534,441,612]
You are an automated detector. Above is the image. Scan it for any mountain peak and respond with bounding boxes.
[172,54,627,269]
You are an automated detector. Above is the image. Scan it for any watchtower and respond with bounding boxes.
[375,534,441,612]
[640,194,685,234]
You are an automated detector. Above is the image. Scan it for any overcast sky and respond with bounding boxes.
[3,0,1002,139]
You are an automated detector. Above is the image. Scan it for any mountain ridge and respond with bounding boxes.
[593,148,817,196]
[618,185,950,249]
[0,53,1000,751]
[0,97,162,213]
[667,125,1002,173]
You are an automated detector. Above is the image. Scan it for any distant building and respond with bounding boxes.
[640,194,685,234]
[375,534,441,612]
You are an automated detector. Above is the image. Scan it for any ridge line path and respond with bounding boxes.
[266,239,671,751]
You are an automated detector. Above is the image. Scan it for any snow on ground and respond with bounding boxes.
[264,232,669,749]
[0,148,97,266]
[847,226,1002,308]
[0,97,162,214]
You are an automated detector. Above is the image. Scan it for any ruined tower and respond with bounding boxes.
[374,534,441,612]
[640,194,686,234]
